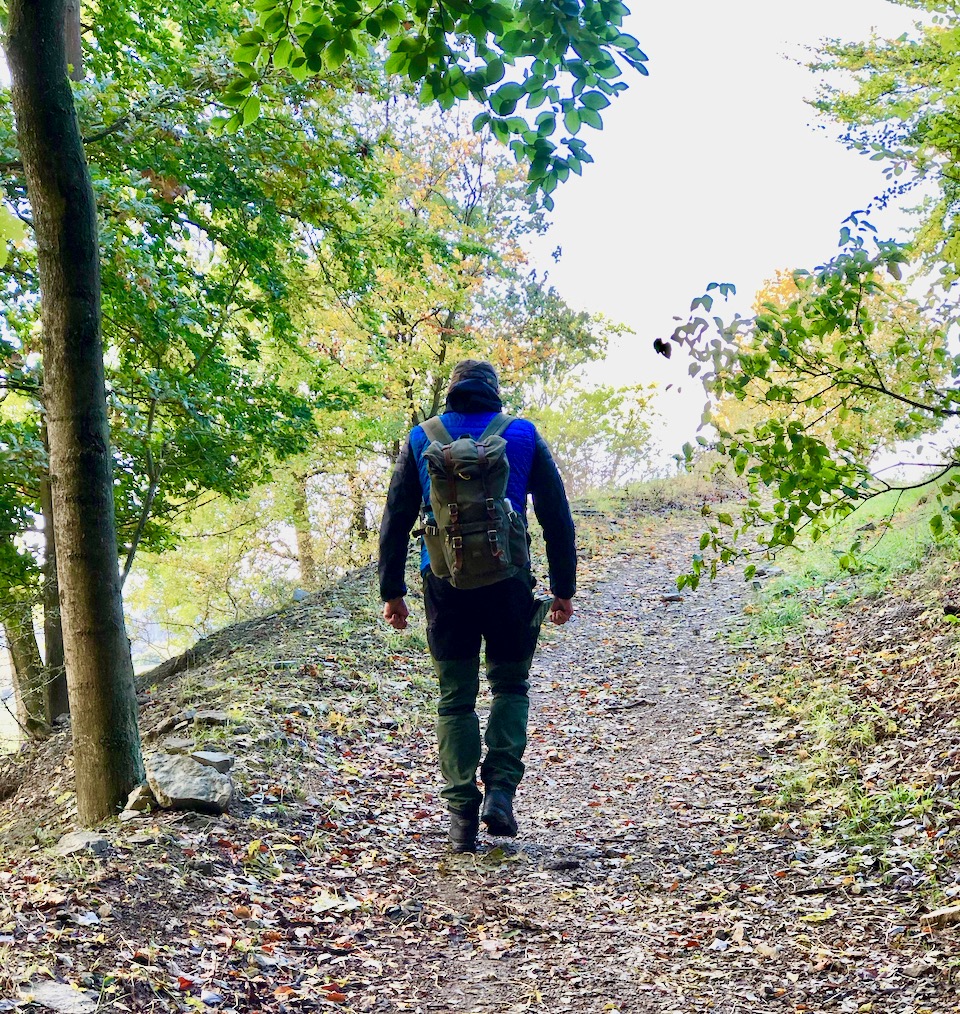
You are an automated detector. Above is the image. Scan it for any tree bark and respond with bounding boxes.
[6,0,144,823]
[63,0,82,81]
[3,602,48,737]
[292,474,318,589]
[348,475,370,545]
[40,427,69,720]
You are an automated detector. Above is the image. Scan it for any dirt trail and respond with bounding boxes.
[372,520,957,1013]
[389,521,770,1013]
[4,512,958,1013]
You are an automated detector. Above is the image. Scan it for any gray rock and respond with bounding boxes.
[144,752,233,814]
[162,737,196,754]
[55,832,110,858]
[20,981,97,1013]
[193,710,230,727]
[151,708,196,738]
[292,588,310,602]
[125,784,156,812]
[191,751,235,774]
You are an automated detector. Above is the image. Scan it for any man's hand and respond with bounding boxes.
[383,597,409,630]
[549,597,574,625]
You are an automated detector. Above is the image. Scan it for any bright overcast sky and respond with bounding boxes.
[527,0,920,460]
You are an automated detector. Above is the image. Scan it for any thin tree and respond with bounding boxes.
[6,0,144,823]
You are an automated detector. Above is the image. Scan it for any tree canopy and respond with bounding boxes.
[227,0,648,207]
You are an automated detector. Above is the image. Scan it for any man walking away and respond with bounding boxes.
[378,360,576,853]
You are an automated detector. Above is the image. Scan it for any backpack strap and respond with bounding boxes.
[421,416,454,444]
[479,413,513,441]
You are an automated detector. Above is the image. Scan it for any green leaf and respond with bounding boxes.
[485,57,505,85]
[273,38,294,68]
[384,51,408,75]
[324,37,347,69]
[581,91,611,110]
[241,93,261,126]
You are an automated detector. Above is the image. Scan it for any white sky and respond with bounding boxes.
[527,0,921,461]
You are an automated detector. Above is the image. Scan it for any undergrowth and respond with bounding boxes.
[736,483,960,891]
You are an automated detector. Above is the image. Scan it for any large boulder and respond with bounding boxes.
[144,752,232,814]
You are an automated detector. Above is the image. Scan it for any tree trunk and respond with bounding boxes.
[40,431,69,720]
[63,0,82,81]
[6,0,144,824]
[3,603,48,736]
[348,476,371,545]
[292,475,318,589]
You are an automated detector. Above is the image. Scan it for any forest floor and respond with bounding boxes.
[3,492,960,1012]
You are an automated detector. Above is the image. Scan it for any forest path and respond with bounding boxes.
[376,518,951,1014]
[4,511,956,1013]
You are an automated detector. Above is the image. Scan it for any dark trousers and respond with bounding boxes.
[423,571,539,812]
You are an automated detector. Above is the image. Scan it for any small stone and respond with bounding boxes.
[118,810,143,822]
[193,710,230,727]
[162,737,196,754]
[55,832,110,858]
[660,593,683,603]
[292,588,310,602]
[125,784,156,812]
[191,751,235,774]
[545,858,580,871]
[200,988,224,1006]
[902,960,934,978]
[20,981,97,1013]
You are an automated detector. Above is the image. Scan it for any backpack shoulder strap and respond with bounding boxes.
[421,416,454,444]
[479,413,514,441]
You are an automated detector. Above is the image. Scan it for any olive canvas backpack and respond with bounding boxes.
[419,413,530,589]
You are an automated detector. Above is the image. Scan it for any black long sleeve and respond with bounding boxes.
[529,432,577,599]
[378,438,423,601]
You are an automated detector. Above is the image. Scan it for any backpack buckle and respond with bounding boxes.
[451,535,463,549]
[487,530,499,544]
[448,503,459,517]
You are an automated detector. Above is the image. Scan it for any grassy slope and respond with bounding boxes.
[733,483,960,901]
